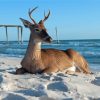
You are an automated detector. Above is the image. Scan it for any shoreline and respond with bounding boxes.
[0,56,100,100]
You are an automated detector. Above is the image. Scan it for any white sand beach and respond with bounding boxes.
[0,56,100,100]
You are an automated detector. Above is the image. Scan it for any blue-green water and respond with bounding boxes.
[0,39,100,70]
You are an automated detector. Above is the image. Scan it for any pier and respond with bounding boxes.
[55,27,59,44]
[0,25,23,43]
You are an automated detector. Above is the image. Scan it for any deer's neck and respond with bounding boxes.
[25,40,41,60]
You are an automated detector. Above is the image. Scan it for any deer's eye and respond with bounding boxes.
[34,28,40,32]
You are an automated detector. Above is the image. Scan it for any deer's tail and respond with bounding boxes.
[65,49,92,74]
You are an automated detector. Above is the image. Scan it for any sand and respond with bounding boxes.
[0,56,100,100]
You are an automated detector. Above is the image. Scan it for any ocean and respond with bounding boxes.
[0,39,100,70]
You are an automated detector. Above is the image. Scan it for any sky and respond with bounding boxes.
[0,0,100,41]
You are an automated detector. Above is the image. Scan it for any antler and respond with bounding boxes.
[43,10,50,22]
[28,7,38,24]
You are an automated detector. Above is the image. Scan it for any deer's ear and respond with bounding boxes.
[20,18,32,28]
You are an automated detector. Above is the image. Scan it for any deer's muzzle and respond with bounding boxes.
[43,36,52,43]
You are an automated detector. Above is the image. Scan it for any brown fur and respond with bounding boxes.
[16,47,91,74]
[16,7,91,74]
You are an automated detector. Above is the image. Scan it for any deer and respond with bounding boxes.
[16,7,91,75]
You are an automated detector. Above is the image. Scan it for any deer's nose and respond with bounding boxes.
[49,37,53,42]
[46,36,53,43]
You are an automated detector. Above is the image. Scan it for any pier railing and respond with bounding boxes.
[0,25,23,43]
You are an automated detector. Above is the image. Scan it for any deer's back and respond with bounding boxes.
[41,49,73,70]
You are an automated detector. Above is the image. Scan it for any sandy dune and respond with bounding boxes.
[0,56,100,100]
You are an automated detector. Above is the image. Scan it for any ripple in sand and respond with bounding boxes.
[47,81,68,92]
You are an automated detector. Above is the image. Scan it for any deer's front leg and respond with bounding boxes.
[16,68,27,74]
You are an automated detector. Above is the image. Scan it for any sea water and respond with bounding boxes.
[0,39,100,70]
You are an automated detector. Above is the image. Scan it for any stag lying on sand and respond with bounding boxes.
[16,7,91,74]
